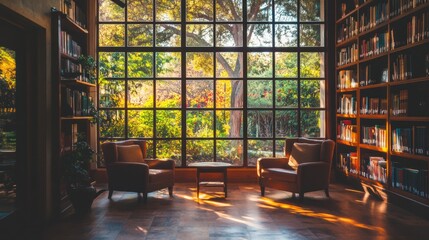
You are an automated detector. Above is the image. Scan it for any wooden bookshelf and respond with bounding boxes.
[335,0,429,207]
[51,0,95,217]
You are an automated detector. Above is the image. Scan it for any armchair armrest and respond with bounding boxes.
[144,159,175,170]
[257,157,290,176]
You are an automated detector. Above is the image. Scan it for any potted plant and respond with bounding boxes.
[78,55,96,84]
[62,134,97,214]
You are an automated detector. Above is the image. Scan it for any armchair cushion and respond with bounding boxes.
[117,145,144,163]
[288,143,321,170]
[262,168,297,182]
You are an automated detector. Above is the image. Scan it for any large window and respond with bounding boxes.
[97,0,326,167]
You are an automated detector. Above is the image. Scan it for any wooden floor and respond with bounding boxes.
[44,183,429,240]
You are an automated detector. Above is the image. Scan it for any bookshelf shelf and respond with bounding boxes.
[61,79,96,88]
[336,0,429,209]
[359,114,387,119]
[391,152,429,162]
[336,61,358,70]
[337,114,357,118]
[390,38,429,54]
[61,116,93,121]
[54,11,88,36]
[359,82,388,90]
[390,116,429,122]
[337,139,358,147]
[337,87,359,93]
[359,144,388,153]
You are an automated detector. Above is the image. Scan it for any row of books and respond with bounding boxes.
[361,156,387,184]
[359,65,388,86]
[391,89,408,116]
[62,88,93,117]
[359,1,388,33]
[61,0,87,29]
[337,70,358,89]
[391,54,413,81]
[337,16,359,43]
[405,12,429,45]
[338,94,357,115]
[61,123,79,152]
[392,126,429,156]
[61,31,82,58]
[337,43,358,66]
[360,32,389,58]
[390,0,429,18]
[391,162,428,198]
[61,58,81,79]
[338,152,358,174]
[361,125,387,148]
[337,120,358,143]
[361,97,388,115]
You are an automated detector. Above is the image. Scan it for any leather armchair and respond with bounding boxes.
[101,140,175,202]
[257,138,335,200]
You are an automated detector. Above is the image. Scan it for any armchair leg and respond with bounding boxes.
[143,192,148,203]
[292,193,296,199]
[259,178,265,197]
[325,188,330,198]
[108,190,113,199]
[299,192,304,202]
[168,186,173,197]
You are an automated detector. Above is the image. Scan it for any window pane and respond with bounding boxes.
[216,140,243,166]
[157,140,182,167]
[128,110,153,137]
[128,80,153,108]
[300,110,325,137]
[186,111,214,137]
[275,0,297,22]
[186,140,214,164]
[186,52,214,78]
[156,80,182,108]
[275,140,285,157]
[146,140,154,158]
[156,0,181,22]
[128,24,153,47]
[99,0,124,21]
[216,52,243,78]
[186,80,214,108]
[301,80,325,108]
[99,52,125,78]
[155,24,181,47]
[216,24,243,47]
[247,24,272,47]
[216,0,243,21]
[247,52,273,78]
[128,52,153,78]
[275,80,298,107]
[300,52,324,78]
[99,79,125,108]
[300,24,324,47]
[186,24,214,47]
[275,24,297,47]
[187,0,213,22]
[247,80,273,108]
[248,140,273,166]
[99,110,125,138]
[247,0,272,22]
[300,0,324,21]
[216,110,243,137]
[156,110,182,138]
[128,0,152,21]
[275,110,298,137]
[247,110,273,137]
[99,24,125,47]
[156,52,181,78]
[216,80,243,108]
[275,52,297,78]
